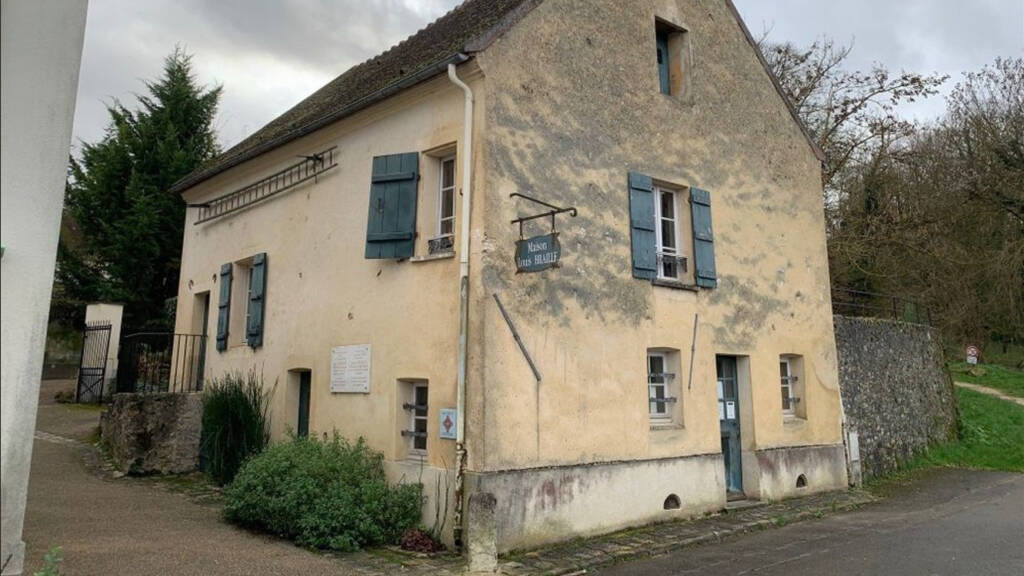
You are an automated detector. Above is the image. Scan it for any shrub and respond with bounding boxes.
[223,434,422,551]
[202,369,273,485]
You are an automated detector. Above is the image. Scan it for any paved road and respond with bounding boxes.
[597,468,1024,576]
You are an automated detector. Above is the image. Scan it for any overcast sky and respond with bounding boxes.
[70,0,1023,153]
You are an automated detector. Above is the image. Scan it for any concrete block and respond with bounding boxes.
[467,492,498,573]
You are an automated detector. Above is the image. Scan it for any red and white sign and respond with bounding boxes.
[438,408,457,440]
[966,345,980,365]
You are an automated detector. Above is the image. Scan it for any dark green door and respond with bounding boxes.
[717,356,743,497]
[297,372,311,438]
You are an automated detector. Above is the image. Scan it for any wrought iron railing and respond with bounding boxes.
[116,332,208,394]
[831,287,931,326]
[192,146,338,224]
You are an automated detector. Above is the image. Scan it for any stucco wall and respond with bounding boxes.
[1,1,89,573]
[470,0,842,475]
[835,316,957,481]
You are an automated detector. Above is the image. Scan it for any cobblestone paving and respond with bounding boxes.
[498,490,874,576]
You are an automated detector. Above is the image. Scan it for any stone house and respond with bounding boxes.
[170,0,848,552]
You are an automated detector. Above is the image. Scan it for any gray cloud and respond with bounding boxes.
[71,0,1022,153]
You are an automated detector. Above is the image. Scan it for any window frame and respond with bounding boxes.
[653,186,682,280]
[409,382,429,455]
[241,265,254,345]
[436,155,456,238]
[780,357,796,416]
[656,29,671,95]
[647,352,671,422]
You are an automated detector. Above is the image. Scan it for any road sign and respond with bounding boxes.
[439,408,457,440]
[966,345,980,365]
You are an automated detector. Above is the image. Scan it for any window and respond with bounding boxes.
[654,21,689,98]
[654,187,686,280]
[241,266,254,345]
[437,156,456,237]
[647,350,679,423]
[656,29,671,95]
[226,259,254,347]
[402,382,428,454]
[780,355,805,418]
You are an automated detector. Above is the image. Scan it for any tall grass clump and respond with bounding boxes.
[202,369,273,485]
[224,434,422,552]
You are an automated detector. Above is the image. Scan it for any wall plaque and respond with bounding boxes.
[330,344,371,393]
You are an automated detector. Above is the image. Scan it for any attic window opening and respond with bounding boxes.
[655,20,689,98]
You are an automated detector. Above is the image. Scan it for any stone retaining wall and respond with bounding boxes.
[834,316,957,481]
[100,392,202,475]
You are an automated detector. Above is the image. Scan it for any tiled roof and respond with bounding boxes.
[171,0,536,193]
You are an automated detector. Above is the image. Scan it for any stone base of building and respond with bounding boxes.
[384,459,458,548]
[741,443,848,501]
[465,452,726,554]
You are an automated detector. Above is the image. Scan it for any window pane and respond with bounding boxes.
[661,219,676,249]
[441,189,454,218]
[442,158,455,188]
[780,361,789,378]
[648,355,664,375]
[781,387,791,410]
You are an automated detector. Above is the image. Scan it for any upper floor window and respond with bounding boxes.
[654,186,687,280]
[437,155,456,237]
[654,20,690,99]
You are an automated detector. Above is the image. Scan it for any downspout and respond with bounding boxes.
[447,59,473,551]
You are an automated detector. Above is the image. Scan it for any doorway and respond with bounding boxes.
[717,355,743,498]
[297,371,311,438]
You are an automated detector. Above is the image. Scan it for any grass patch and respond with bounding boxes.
[919,387,1024,471]
[948,362,1024,398]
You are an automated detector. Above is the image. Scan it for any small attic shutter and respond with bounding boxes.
[246,253,267,348]
[216,263,232,351]
[628,172,657,279]
[365,152,419,259]
[690,187,717,288]
[656,30,670,95]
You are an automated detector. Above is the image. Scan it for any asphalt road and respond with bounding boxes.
[597,468,1024,576]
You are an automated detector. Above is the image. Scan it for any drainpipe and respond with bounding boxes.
[447,59,473,552]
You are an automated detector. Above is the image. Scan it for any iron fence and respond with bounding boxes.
[116,332,208,394]
[831,287,931,326]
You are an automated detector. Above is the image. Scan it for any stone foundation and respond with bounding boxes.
[742,444,848,501]
[100,392,203,475]
[466,452,725,553]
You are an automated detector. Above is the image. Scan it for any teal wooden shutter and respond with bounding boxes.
[628,172,657,279]
[246,253,267,348]
[216,263,232,351]
[365,152,419,259]
[656,31,670,94]
[690,187,717,288]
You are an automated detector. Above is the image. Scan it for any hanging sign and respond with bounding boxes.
[515,233,561,273]
[330,344,371,393]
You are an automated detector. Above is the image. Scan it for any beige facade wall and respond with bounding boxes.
[468,0,845,518]
[174,0,847,553]
[173,67,490,540]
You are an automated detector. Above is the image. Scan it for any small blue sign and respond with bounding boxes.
[439,408,457,440]
[515,233,561,273]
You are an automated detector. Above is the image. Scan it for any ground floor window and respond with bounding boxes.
[779,354,805,418]
[401,381,428,455]
[647,349,680,424]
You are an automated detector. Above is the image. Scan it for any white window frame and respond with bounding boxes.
[409,382,429,455]
[436,155,456,238]
[237,263,254,346]
[653,186,681,280]
[648,352,671,422]
[780,358,796,416]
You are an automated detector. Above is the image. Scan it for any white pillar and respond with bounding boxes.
[1,2,89,574]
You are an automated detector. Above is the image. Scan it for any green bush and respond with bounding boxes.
[202,369,273,485]
[223,434,422,551]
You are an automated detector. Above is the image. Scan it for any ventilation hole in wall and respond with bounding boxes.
[663,494,681,510]
[796,474,808,488]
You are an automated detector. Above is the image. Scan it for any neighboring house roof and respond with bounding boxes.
[171,0,821,195]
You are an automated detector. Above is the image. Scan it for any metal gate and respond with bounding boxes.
[76,321,112,403]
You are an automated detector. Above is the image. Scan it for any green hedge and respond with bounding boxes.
[224,434,422,551]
